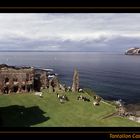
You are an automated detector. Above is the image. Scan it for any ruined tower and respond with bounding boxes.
[72,68,79,92]
[40,71,49,89]
[49,76,60,93]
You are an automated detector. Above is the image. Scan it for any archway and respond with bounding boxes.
[34,74,41,92]
[5,77,9,83]
[13,85,19,93]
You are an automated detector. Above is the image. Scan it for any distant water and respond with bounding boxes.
[0,51,140,104]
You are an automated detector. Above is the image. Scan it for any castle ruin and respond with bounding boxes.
[0,64,80,94]
[0,64,51,94]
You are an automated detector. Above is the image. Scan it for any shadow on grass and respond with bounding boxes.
[0,105,50,127]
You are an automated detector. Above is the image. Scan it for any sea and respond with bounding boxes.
[0,51,140,105]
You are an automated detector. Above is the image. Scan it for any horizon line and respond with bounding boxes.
[0,50,123,52]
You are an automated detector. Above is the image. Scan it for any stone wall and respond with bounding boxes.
[0,65,34,93]
[0,64,62,94]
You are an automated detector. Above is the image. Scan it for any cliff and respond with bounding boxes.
[125,47,140,55]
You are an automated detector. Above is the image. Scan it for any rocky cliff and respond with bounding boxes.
[125,47,140,55]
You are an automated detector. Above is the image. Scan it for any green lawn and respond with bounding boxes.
[0,90,139,127]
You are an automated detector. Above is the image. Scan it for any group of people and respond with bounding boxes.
[77,95,90,102]
[35,90,101,106]
[57,93,69,103]
[56,93,101,105]
[77,95,102,106]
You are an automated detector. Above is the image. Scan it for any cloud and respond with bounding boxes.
[0,13,140,51]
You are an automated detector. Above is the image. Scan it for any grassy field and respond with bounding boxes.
[0,90,139,127]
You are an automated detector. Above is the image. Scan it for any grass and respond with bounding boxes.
[0,90,139,127]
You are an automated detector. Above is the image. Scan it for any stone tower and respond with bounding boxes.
[72,68,79,92]
[49,76,60,92]
[40,71,49,89]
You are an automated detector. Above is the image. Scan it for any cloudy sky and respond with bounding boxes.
[0,13,140,52]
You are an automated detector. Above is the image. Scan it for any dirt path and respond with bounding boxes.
[101,111,118,119]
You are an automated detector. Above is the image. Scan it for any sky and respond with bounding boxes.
[0,13,140,52]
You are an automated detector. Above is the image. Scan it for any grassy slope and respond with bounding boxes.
[0,90,139,127]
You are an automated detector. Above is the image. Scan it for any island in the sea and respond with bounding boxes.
[125,47,140,55]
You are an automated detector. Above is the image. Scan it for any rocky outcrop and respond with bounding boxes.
[72,68,79,92]
[125,47,140,55]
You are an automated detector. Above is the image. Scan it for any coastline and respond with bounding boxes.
[0,64,139,125]
[107,99,140,123]
[124,103,140,123]
[84,88,140,124]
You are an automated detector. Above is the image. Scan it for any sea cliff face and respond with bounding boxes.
[125,48,140,55]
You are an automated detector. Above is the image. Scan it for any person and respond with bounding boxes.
[60,98,64,104]
[39,93,42,97]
